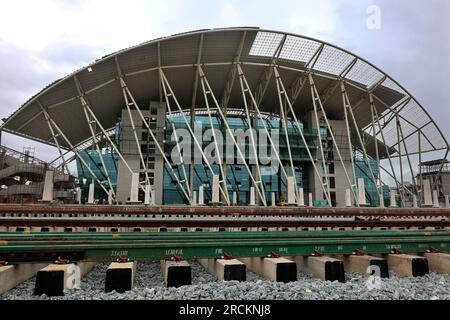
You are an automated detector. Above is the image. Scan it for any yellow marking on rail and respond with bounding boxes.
[22,230,30,234]
[425,232,432,236]
[112,234,121,238]
[0,241,8,246]
[45,267,67,272]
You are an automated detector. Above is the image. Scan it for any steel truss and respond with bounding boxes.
[6,29,448,208]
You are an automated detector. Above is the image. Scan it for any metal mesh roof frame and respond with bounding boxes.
[0,27,447,161]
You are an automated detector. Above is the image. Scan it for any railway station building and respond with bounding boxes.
[0,28,448,208]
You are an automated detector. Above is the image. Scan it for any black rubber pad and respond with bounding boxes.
[34,270,65,297]
[324,261,345,283]
[167,266,192,288]
[105,268,133,293]
[276,262,297,283]
[411,258,429,277]
[223,264,246,282]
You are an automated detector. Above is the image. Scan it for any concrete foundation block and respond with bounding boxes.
[357,178,367,206]
[198,185,205,206]
[211,174,220,205]
[249,187,256,206]
[0,263,48,294]
[345,189,352,207]
[422,179,433,207]
[161,260,191,288]
[308,193,313,207]
[41,170,54,202]
[433,190,440,208]
[105,261,137,293]
[386,254,429,277]
[390,190,397,208]
[287,177,296,205]
[297,188,305,207]
[198,259,246,281]
[88,182,95,204]
[144,185,151,205]
[293,256,345,282]
[239,257,297,283]
[423,252,450,274]
[271,192,276,207]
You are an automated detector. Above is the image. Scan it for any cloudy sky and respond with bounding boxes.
[0,0,449,171]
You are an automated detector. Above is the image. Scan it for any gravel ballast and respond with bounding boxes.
[1,262,449,300]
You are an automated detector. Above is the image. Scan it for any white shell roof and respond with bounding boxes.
[1,27,448,158]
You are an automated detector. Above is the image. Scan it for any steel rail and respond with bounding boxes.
[0,218,449,229]
[0,205,450,217]
[1,233,449,263]
[2,230,448,241]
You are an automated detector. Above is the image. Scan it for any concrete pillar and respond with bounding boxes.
[239,257,297,283]
[161,260,191,288]
[198,185,205,206]
[0,263,47,294]
[293,256,345,282]
[150,188,156,206]
[198,259,246,281]
[357,178,366,207]
[144,185,151,205]
[446,195,450,209]
[386,254,429,277]
[271,192,276,207]
[287,176,296,205]
[413,195,418,208]
[336,255,389,278]
[211,174,220,205]
[308,193,313,207]
[108,189,113,205]
[389,190,397,208]
[249,187,256,206]
[41,170,54,202]
[34,262,96,296]
[105,261,137,293]
[232,191,238,206]
[192,191,198,206]
[76,188,82,204]
[379,192,385,208]
[433,190,440,208]
[345,189,352,207]
[88,182,95,204]
[128,172,140,203]
[297,187,305,207]
[423,179,433,207]
[423,252,450,274]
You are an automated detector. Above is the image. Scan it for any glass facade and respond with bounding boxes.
[76,149,119,203]
[163,114,317,205]
[355,158,390,207]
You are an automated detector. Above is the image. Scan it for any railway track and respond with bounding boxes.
[0,204,449,231]
[1,230,449,263]
[1,204,450,217]
[1,230,449,300]
[1,216,449,230]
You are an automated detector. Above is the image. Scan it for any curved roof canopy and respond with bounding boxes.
[2,27,448,159]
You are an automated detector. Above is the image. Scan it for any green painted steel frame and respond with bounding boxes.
[0,231,449,263]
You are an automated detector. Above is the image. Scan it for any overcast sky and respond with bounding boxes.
[0,0,449,170]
